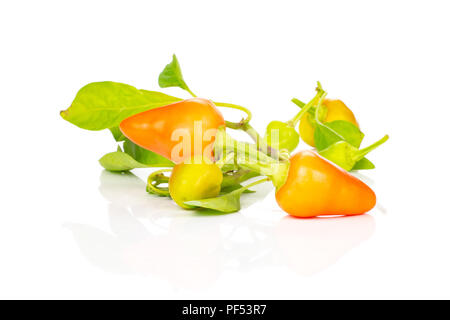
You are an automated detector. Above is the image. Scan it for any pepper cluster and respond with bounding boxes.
[60,55,388,218]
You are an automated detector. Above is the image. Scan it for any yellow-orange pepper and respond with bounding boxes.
[169,157,223,209]
[299,99,359,147]
[275,150,376,218]
[120,98,225,164]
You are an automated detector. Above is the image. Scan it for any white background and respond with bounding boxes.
[1,0,449,299]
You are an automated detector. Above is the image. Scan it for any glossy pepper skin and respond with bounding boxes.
[275,150,376,218]
[264,121,299,152]
[120,98,225,163]
[299,99,359,147]
[169,157,223,209]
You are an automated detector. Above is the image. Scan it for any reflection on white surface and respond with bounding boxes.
[275,215,375,275]
[66,171,376,289]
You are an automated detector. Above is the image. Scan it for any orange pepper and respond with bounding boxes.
[299,99,359,147]
[120,98,225,164]
[275,150,376,218]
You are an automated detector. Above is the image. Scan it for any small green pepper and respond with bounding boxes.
[264,120,300,152]
[263,85,325,152]
[169,157,223,209]
[319,135,389,171]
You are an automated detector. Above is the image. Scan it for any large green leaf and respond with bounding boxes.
[60,81,181,130]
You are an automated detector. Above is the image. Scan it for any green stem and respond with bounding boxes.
[215,151,236,169]
[242,122,284,160]
[291,98,305,108]
[214,101,288,160]
[147,169,172,197]
[214,102,252,124]
[237,158,289,190]
[215,128,272,165]
[354,135,390,161]
[185,87,197,98]
[217,129,279,165]
[214,128,289,189]
[292,97,316,119]
[289,97,317,125]
[238,177,270,192]
[314,92,328,123]
[317,81,324,91]
[221,111,283,160]
[289,83,326,126]
[215,101,265,154]
[242,123,262,144]
[233,155,277,176]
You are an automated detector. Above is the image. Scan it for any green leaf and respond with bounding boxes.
[326,120,364,148]
[319,135,387,171]
[99,142,173,172]
[319,140,359,171]
[352,157,375,170]
[184,178,268,213]
[314,124,342,151]
[99,151,150,172]
[220,184,255,194]
[60,81,181,131]
[158,54,190,91]
[184,189,243,213]
[221,169,259,189]
[123,139,174,167]
[109,127,126,142]
[314,120,364,151]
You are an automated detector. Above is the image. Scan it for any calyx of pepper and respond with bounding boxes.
[319,135,389,171]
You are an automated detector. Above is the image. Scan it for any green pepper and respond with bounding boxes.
[263,85,325,152]
[319,135,389,171]
[264,121,300,152]
[168,157,223,209]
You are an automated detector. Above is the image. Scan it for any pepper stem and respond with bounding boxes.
[146,169,172,197]
[242,122,285,160]
[291,98,305,108]
[354,135,390,161]
[214,127,290,189]
[214,102,281,158]
[289,83,326,126]
[237,177,271,193]
[217,104,282,160]
[185,87,197,98]
[214,102,252,125]
[314,90,328,123]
